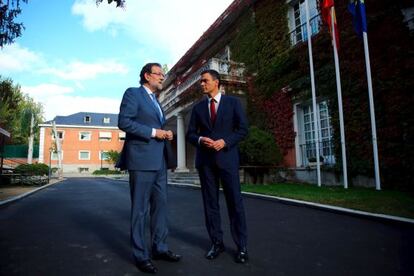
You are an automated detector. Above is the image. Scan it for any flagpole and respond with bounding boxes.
[305,0,321,187]
[330,7,349,189]
[362,31,381,190]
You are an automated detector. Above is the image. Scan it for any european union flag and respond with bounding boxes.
[348,0,367,37]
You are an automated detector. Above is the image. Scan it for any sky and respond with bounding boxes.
[0,0,234,120]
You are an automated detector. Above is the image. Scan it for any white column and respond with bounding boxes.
[176,113,189,172]
[38,127,45,163]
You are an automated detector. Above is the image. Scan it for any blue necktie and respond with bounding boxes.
[150,93,164,123]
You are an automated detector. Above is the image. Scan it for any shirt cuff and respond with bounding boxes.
[198,136,202,145]
[151,128,156,138]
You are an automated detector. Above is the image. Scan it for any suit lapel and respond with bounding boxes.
[200,97,212,129]
[140,86,164,124]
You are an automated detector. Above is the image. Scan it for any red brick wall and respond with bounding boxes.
[42,127,124,167]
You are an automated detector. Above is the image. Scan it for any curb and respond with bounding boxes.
[0,179,65,207]
[5,177,412,225]
[165,182,414,225]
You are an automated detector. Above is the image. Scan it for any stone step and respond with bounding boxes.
[168,172,200,185]
[168,176,199,180]
[168,181,200,186]
[169,173,199,177]
[168,178,200,183]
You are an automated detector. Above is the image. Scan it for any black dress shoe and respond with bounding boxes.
[235,248,248,264]
[205,243,225,260]
[153,250,182,262]
[136,260,158,274]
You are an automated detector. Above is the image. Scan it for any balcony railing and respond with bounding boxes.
[161,58,245,112]
[299,139,335,167]
[288,13,321,46]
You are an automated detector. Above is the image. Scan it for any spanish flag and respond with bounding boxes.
[321,0,340,49]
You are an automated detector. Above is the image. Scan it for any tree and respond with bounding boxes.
[0,76,44,144]
[239,126,283,184]
[162,64,169,74]
[19,95,43,144]
[0,77,24,137]
[240,126,282,166]
[96,0,125,8]
[0,0,28,47]
[106,150,120,166]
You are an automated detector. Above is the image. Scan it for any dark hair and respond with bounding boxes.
[201,69,221,87]
[139,63,162,85]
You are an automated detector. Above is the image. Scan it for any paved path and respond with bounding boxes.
[0,178,413,276]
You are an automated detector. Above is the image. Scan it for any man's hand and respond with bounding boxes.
[200,137,226,151]
[155,129,174,140]
[212,139,226,151]
[200,137,215,148]
[165,130,173,141]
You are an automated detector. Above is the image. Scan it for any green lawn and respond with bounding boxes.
[241,183,414,219]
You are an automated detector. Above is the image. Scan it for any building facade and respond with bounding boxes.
[160,0,414,188]
[38,112,125,173]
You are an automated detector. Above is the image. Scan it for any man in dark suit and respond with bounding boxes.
[186,69,249,263]
[118,63,181,274]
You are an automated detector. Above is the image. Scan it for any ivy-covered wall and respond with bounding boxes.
[227,0,413,189]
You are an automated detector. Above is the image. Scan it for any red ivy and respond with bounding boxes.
[247,77,295,155]
[263,87,295,155]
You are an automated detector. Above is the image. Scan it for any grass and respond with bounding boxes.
[241,182,414,219]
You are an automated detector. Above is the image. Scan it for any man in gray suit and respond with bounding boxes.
[117,63,181,274]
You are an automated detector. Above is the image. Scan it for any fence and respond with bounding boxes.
[299,140,336,167]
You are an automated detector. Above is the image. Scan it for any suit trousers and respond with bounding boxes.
[129,160,168,262]
[198,165,247,249]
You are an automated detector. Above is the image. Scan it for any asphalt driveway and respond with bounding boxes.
[0,177,413,276]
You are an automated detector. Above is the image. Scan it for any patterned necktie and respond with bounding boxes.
[210,98,216,124]
[150,93,164,122]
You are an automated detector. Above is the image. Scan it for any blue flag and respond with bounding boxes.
[348,0,367,37]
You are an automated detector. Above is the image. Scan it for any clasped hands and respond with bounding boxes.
[200,137,226,151]
[155,129,173,140]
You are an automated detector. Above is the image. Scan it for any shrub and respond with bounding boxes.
[106,150,120,165]
[92,169,122,175]
[15,163,49,176]
[240,126,282,166]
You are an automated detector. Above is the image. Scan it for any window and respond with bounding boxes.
[84,116,91,123]
[79,131,91,141]
[119,132,126,141]
[51,151,63,160]
[297,101,335,166]
[79,151,90,160]
[99,131,112,141]
[52,130,64,140]
[99,151,110,160]
[103,117,111,124]
[288,0,320,46]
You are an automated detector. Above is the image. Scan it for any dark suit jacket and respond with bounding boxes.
[116,86,176,170]
[186,95,248,169]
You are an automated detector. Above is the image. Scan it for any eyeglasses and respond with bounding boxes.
[150,72,165,78]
